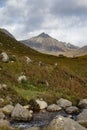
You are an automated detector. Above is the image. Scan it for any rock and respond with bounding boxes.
[0,119,10,127]
[65,106,79,114]
[0,84,7,90]
[78,99,87,108]
[23,127,39,130]
[56,98,72,108]
[11,103,32,121]
[47,104,62,112]
[24,105,30,109]
[18,75,27,83]
[77,109,87,127]
[2,105,14,115]
[0,112,5,119]
[36,99,48,110]
[25,56,32,64]
[46,115,87,130]
[0,98,4,103]
[0,52,9,62]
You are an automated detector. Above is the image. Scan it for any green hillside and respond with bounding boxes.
[0,30,87,106]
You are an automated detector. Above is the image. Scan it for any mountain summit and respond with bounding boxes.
[21,32,78,57]
[38,32,50,38]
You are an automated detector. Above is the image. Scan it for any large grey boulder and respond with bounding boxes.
[78,99,87,108]
[36,99,48,110]
[56,98,72,109]
[46,115,87,130]
[0,52,9,62]
[2,104,14,115]
[11,103,32,121]
[77,109,87,127]
[65,106,79,114]
[47,104,61,112]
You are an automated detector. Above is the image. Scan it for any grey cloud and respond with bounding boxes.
[0,0,87,46]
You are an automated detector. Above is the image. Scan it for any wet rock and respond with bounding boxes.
[78,99,87,108]
[65,106,79,114]
[2,105,14,115]
[11,103,32,121]
[77,109,87,127]
[56,98,72,109]
[36,99,48,110]
[46,115,87,130]
[47,104,62,112]
[23,127,39,130]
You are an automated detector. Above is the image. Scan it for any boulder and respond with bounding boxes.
[0,52,9,62]
[65,106,79,114]
[0,119,10,127]
[2,105,14,115]
[11,103,32,121]
[77,109,87,127]
[47,104,62,112]
[56,98,72,108]
[36,99,48,110]
[18,75,27,83]
[0,98,4,103]
[0,84,7,90]
[25,56,32,64]
[46,115,87,130]
[78,99,87,108]
[0,112,5,119]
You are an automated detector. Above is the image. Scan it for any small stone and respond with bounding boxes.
[56,98,72,109]
[0,112,5,119]
[47,104,62,112]
[36,99,48,110]
[78,99,87,108]
[65,106,79,114]
[2,105,14,115]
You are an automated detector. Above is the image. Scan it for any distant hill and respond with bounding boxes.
[74,46,87,56]
[21,32,78,56]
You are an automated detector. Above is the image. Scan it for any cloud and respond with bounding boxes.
[0,0,87,46]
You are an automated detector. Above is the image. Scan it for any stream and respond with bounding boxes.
[11,110,77,130]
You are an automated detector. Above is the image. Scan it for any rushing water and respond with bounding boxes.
[11,110,77,130]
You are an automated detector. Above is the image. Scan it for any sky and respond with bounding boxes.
[0,0,87,47]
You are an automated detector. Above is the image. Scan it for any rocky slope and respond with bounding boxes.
[21,32,78,57]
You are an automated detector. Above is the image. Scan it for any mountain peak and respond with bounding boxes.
[38,32,50,38]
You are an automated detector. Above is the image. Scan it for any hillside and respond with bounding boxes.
[21,32,78,57]
[0,29,87,107]
[74,46,87,56]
